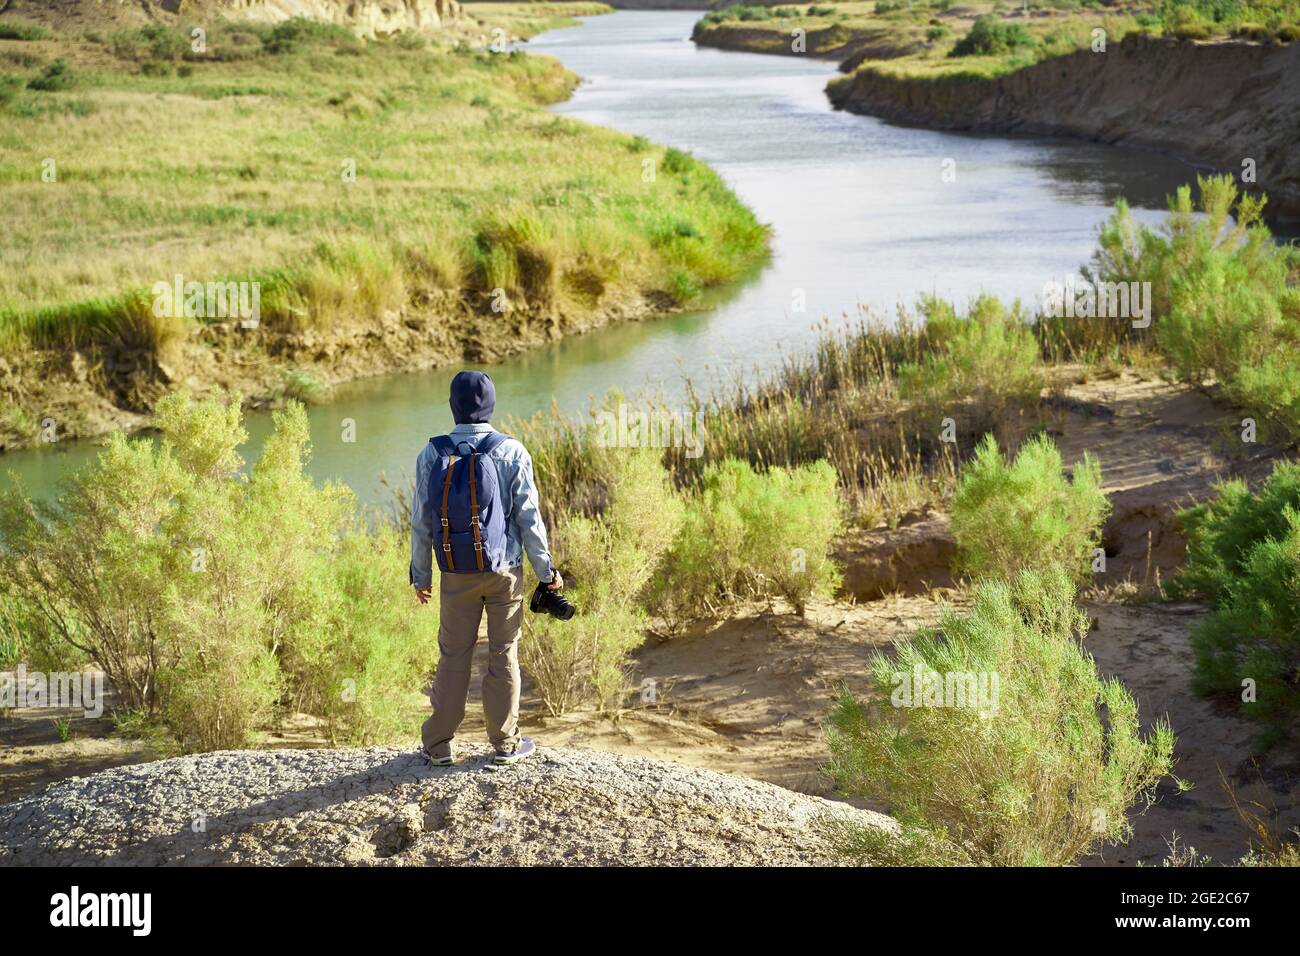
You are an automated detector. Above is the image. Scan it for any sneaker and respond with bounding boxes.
[420,746,454,767]
[492,737,536,766]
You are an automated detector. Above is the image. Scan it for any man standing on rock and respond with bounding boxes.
[410,370,563,766]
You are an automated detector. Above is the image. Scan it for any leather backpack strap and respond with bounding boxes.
[440,454,457,572]
[468,453,484,571]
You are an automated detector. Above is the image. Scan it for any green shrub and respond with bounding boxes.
[284,526,439,745]
[658,457,843,622]
[898,294,1043,436]
[661,147,697,176]
[27,60,74,92]
[949,15,1035,57]
[0,21,50,41]
[522,449,684,715]
[264,17,361,54]
[1090,176,1300,440]
[826,566,1174,865]
[1164,4,1213,38]
[1170,460,1300,743]
[951,433,1109,584]
[0,393,435,752]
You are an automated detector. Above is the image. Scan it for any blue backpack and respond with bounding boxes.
[426,431,511,574]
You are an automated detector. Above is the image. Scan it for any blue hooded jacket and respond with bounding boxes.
[409,371,555,588]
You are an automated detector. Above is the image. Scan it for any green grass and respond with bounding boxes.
[0,11,766,360]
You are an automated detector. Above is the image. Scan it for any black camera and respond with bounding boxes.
[529,580,576,621]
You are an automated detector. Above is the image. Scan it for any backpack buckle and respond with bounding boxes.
[440,517,449,527]
[473,541,483,551]
[441,543,451,552]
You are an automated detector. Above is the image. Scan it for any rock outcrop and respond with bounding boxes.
[0,746,895,866]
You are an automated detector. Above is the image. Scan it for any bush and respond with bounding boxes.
[1089,175,1300,440]
[1164,5,1213,38]
[264,17,362,54]
[1170,460,1300,743]
[898,294,1043,436]
[0,21,50,41]
[0,393,436,752]
[27,60,74,92]
[950,433,1109,583]
[826,566,1174,865]
[657,457,843,623]
[949,15,1035,57]
[661,147,697,176]
[522,449,684,715]
[284,526,439,745]
[110,24,189,62]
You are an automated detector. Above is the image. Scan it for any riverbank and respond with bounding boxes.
[0,4,768,450]
[692,3,1300,219]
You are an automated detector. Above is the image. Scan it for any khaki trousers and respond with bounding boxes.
[421,565,524,759]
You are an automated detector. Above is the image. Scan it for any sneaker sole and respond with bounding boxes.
[492,748,534,766]
[429,758,454,767]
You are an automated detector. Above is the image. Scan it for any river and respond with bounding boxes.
[5,11,1207,504]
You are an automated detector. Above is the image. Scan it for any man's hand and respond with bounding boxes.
[546,570,564,591]
[415,586,432,605]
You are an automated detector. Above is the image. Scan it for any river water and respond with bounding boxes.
[7,11,1205,503]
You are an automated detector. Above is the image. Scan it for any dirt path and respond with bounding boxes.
[1084,601,1300,866]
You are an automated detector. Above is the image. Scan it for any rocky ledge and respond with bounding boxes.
[0,746,894,866]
